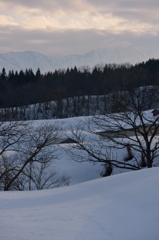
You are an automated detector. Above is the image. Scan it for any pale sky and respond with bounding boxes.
[0,0,158,56]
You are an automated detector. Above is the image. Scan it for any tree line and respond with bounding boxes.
[0,59,159,109]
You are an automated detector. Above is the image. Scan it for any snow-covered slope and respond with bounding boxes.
[0,167,159,240]
[0,46,159,73]
[0,51,55,73]
[0,113,159,239]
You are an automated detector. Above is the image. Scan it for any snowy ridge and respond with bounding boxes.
[0,167,159,240]
[0,46,159,73]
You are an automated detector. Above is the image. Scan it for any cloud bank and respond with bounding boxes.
[0,0,158,56]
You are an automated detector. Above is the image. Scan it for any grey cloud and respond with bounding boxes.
[1,0,159,12]
[117,0,159,9]
[0,0,159,28]
[86,0,159,25]
[85,0,159,9]
[0,0,81,12]
[0,26,158,56]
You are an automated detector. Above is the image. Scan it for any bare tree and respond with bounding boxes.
[66,85,159,176]
[16,161,69,190]
[0,121,69,190]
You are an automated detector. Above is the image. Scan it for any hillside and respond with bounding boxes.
[0,167,159,240]
[0,46,159,73]
[0,109,159,239]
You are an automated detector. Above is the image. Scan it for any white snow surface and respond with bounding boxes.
[0,168,159,240]
[0,115,159,239]
[0,46,159,73]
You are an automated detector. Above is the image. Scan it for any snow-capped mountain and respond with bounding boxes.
[0,46,159,73]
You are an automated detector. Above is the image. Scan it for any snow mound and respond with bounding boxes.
[0,167,159,240]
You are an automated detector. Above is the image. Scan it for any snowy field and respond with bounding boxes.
[0,168,159,240]
[0,115,159,239]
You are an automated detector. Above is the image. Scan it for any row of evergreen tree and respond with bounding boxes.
[0,59,159,108]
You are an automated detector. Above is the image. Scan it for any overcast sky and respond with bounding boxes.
[0,0,158,56]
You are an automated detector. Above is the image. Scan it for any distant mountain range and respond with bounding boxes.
[0,47,159,73]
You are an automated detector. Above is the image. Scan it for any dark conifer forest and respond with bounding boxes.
[0,59,159,120]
